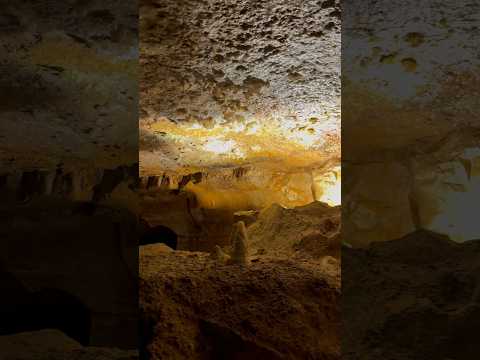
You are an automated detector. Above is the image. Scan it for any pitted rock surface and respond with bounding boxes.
[140,0,340,174]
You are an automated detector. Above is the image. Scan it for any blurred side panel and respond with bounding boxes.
[0,0,139,357]
[342,0,480,359]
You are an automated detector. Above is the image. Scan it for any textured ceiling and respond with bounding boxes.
[139,0,341,175]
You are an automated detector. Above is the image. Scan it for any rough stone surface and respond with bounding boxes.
[0,0,138,171]
[140,0,340,174]
[248,201,341,259]
[343,230,480,360]
[138,165,340,252]
[0,195,138,348]
[0,330,138,360]
[140,246,340,360]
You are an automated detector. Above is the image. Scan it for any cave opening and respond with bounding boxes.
[140,224,178,250]
[33,288,92,346]
[0,283,91,346]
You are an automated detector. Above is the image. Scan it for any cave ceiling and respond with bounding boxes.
[139,0,341,175]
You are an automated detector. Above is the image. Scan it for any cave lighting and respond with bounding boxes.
[157,112,338,152]
[203,138,235,154]
[315,166,341,206]
[318,177,341,206]
[289,131,319,148]
[203,137,245,158]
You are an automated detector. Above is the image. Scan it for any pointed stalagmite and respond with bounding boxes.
[210,245,231,264]
[231,221,249,266]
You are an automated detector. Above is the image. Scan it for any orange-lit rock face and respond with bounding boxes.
[139,0,341,195]
[138,166,341,251]
[343,0,480,246]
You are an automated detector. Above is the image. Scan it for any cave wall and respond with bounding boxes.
[139,165,340,251]
[140,167,314,208]
[0,196,138,347]
[0,0,139,348]
[0,167,139,347]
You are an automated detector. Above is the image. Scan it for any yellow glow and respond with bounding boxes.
[289,131,319,148]
[319,178,341,206]
[148,116,336,151]
[245,122,261,134]
[203,138,236,154]
[316,166,341,206]
[187,123,203,130]
[143,114,340,172]
[202,137,245,158]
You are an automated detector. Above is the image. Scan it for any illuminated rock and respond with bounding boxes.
[139,0,340,183]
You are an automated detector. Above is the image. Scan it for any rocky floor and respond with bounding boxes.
[0,330,138,360]
[140,244,340,360]
[342,230,480,360]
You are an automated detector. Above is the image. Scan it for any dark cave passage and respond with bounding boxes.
[33,288,91,346]
[140,225,178,249]
[0,282,91,345]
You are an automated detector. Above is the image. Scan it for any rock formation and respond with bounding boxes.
[248,201,341,259]
[140,245,340,359]
[0,330,138,360]
[209,245,231,264]
[138,1,341,358]
[230,221,249,266]
[343,230,480,359]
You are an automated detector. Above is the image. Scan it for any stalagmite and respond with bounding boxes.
[210,245,231,264]
[230,221,249,266]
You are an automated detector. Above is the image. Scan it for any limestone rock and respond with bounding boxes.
[248,201,340,258]
[230,221,249,266]
[209,245,231,264]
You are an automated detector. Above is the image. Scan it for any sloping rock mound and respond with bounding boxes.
[343,229,480,360]
[140,248,340,360]
[0,330,138,360]
[248,202,341,258]
[139,243,173,256]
